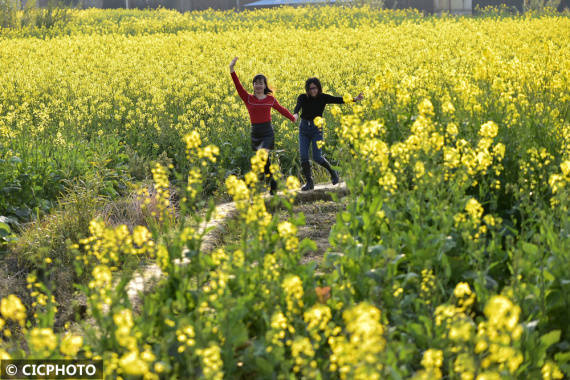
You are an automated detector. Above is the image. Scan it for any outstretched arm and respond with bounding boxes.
[323,93,364,104]
[272,98,296,122]
[229,57,248,103]
[293,94,304,122]
[322,93,345,104]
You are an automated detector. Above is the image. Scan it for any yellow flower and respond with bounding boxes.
[270,311,288,331]
[542,360,564,380]
[446,122,459,136]
[304,304,332,332]
[199,144,220,163]
[418,99,435,117]
[560,161,570,177]
[1,295,26,326]
[89,265,112,289]
[196,343,224,380]
[442,101,455,114]
[465,198,484,220]
[119,350,149,376]
[282,275,304,313]
[454,282,472,298]
[414,161,425,178]
[421,349,443,369]
[286,176,300,191]
[251,149,269,175]
[331,104,342,117]
[291,336,315,373]
[313,116,325,129]
[132,225,152,247]
[245,171,258,186]
[225,175,249,203]
[278,221,297,238]
[479,121,499,139]
[184,130,202,151]
[29,328,58,353]
[60,333,83,357]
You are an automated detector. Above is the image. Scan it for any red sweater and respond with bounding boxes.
[231,71,295,124]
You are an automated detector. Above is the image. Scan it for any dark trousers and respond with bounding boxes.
[251,122,274,177]
[299,119,325,164]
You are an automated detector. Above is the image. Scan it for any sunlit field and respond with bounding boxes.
[1,5,569,379]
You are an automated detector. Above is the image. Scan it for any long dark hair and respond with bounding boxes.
[305,77,322,97]
[253,74,273,95]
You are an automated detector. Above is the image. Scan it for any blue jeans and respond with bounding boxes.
[299,119,325,164]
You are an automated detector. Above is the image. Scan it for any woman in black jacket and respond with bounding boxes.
[293,77,363,191]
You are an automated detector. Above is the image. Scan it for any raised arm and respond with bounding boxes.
[229,57,248,103]
[272,98,296,122]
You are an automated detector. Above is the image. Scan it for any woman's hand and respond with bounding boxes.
[293,113,299,123]
[229,57,238,72]
[354,93,364,102]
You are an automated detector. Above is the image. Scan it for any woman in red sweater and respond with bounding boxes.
[229,57,296,194]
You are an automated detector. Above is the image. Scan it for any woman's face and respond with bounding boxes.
[309,83,319,97]
[253,79,266,93]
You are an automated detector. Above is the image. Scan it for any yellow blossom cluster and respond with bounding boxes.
[432,284,528,380]
[520,147,555,195]
[329,302,386,379]
[267,309,290,349]
[1,294,27,328]
[27,273,57,320]
[420,269,436,304]
[196,343,224,380]
[282,275,304,315]
[251,149,269,176]
[79,220,155,266]
[28,327,57,356]
[454,198,501,241]
[548,159,570,198]
[148,163,173,223]
[176,325,196,353]
[183,129,218,204]
[291,336,318,376]
[278,221,299,252]
[413,349,444,380]
[202,269,229,303]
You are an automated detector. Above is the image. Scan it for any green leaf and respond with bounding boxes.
[540,330,561,350]
[228,322,248,347]
[543,270,555,283]
[554,351,570,363]
[442,235,456,253]
[254,356,274,375]
[522,242,539,256]
[0,222,10,237]
[441,254,451,279]
[368,244,385,256]
[408,322,427,345]
[299,238,317,252]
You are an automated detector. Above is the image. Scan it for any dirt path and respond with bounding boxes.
[126,182,348,307]
[290,200,344,265]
